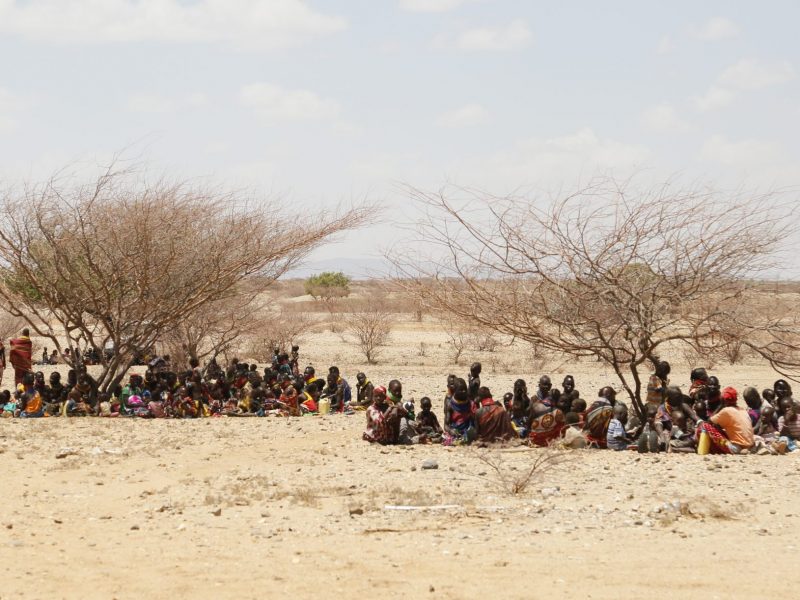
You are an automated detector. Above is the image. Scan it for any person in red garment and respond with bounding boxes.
[9,329,33,386]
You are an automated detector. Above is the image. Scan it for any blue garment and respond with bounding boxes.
[606,418,627,451]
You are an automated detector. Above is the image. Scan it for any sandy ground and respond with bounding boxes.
[2,319,799,599]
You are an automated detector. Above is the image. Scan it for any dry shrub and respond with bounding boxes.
[243,310,316,361]
[472,446,568,495]
[344,297,394,364]
[467,330,501,352]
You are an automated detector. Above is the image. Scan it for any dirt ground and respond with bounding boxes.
[2,319,798,599]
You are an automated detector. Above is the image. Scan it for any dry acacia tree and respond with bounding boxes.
[0,163,371,391]
[344,295,394,364]
[393,177,800,417]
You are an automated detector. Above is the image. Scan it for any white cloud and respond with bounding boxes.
[692,17,740,41]
[694,86,735,111]
[240,83,339,122]
[695,59,795,111]
[399,0,467,12]
[718,58,795,90]
[641,104,690,133]
[436,19,532,51]
[0,0,346,49]
[699,134,782,166]
[437,103,488,127]
[477,128,650,184]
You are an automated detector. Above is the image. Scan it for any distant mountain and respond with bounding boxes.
[286,256,393,280]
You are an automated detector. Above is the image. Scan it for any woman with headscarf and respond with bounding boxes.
[696,387,754,455]
[363,386,407,445]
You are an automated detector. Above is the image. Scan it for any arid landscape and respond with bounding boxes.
[2,307,797,600]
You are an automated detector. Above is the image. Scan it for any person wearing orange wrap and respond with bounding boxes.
[9,328,32,386]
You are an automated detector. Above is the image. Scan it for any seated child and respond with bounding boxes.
[509,397,530,438]
[636,404,662,453]
[416,397,443,439]
[742,387,762,427]
[561,411,586,449]
[606,404,631,451]
[755,405,778,442]
[571,398,587,428]
[668,410,695,453]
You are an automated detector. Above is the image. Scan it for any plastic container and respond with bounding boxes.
[317,397,331,415]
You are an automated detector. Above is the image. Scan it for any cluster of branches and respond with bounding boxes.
[393,177,800,417]
[0,162,371,391]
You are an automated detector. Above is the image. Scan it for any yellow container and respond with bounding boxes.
[697,431,711,455]
[318,398,331,415]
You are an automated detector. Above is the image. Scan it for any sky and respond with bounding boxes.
[0,0,799,276]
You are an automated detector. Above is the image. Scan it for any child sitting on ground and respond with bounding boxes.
[606,404,631,451]
[636,404,662,453]
[509,397,530,438]
[416,397,443,442]
[561,411,586,448]
[571,398,587,428]
[755,405,778,441]
[668,410,695,453]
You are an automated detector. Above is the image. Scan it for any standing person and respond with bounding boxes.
[467,362,482,404]
[646,361,670,409]
[0,337,5,387]
[9,328,33,386]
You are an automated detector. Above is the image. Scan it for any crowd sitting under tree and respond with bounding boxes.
[1,334,796,456]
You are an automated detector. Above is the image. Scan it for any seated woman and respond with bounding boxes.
[696,387,754,455]
[18,374,44,418]
[583,387,617,447]
[529,398,566,447]
[474,387,516,443]
[363,386,407,445]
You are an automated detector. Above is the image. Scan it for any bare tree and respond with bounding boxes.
[160,288,265,372]
[0,162,372,391]
[344,297,394,364]
[243,308,316,363]
[393,177,800,417]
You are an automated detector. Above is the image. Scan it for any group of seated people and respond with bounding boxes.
[0,346,369,419]
[2,349,797,456]
[361,361,799,456]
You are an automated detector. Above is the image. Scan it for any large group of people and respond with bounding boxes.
[361,361,798,456]
[0,332,796,456]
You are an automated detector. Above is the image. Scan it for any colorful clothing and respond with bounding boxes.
[363,403,402,444]
[475,401,516,443]
[584,399,613,448]
[447,397,474,435]
[529,408,566,447]
[646,374,668,408]
[696,421,738,454]
[710,407,754,449]
[9,336,32,385]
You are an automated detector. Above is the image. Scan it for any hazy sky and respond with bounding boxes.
[1,0,798,273]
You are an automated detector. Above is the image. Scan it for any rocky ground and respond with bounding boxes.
[2,322,797,599]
